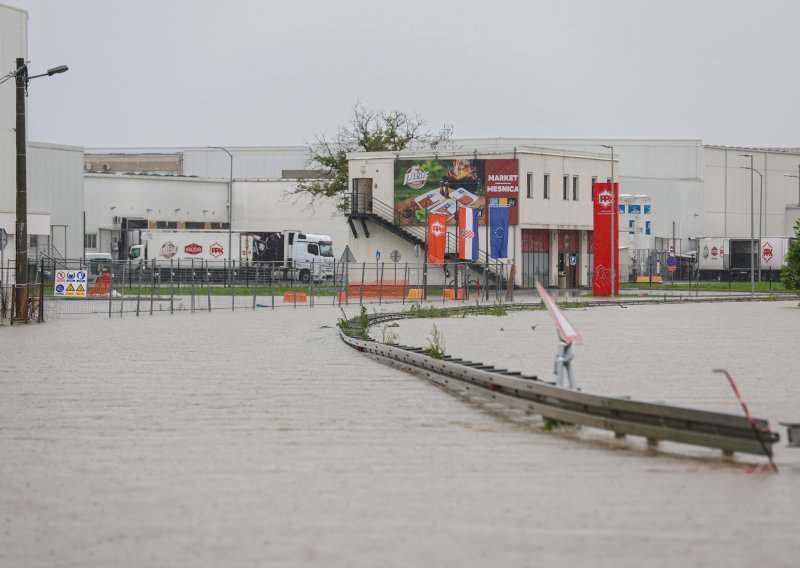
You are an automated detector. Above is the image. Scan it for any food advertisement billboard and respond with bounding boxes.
[394,158,519,226]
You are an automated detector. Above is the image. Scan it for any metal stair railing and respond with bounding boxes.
[349,192,508,286]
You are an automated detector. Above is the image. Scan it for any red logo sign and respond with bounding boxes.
[210,243,224,258]
[711,246,718,257]
[762,242,773,261]
[597,189,613,208]
[184,243,203,255]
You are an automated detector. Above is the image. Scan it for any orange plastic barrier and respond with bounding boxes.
[88,272,111,297]
[443,289,467,300]
[406,288,423,300]
[283,292,307,303]
[347,280,407,299]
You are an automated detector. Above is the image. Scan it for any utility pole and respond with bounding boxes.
[3,59,68,321]
[14,58,28,320]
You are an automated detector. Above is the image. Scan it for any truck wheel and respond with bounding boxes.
[299,269,311,283]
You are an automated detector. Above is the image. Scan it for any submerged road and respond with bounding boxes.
[1,300,798,567]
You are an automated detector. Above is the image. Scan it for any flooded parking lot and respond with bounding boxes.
[1,300,798,567]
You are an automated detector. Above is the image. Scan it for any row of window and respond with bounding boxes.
[525,173,611,201]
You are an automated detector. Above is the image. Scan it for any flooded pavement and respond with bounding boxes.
[1,300,798,567]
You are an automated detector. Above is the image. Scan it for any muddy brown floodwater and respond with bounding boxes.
[1,300,798,567]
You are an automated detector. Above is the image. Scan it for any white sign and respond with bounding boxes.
[54,270,88,298]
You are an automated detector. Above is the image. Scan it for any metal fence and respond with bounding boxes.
[0,257,517,323]
[625,248,784,286]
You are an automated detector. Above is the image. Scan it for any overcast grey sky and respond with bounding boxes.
[8,0,800,149]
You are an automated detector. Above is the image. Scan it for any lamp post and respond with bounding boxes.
[601,144,615,298]
[740,165,763,281]
[208,146,233,284]
[739,154,755,297]
[1,59,68,320]
[785,164,800,206]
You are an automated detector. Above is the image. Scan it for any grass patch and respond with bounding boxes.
[424,325,446,359]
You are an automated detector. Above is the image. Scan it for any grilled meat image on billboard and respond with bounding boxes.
[394,159,485,225]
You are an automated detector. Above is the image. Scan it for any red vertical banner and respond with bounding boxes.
[485,159,519,225]
[592,182,619,296]
[427,212,448,266]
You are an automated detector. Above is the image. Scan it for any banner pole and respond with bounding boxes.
[484,204,490,301]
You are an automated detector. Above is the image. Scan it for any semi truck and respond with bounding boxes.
[127,229,334,282]
[696,237,792,280]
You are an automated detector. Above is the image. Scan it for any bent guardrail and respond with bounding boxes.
[338,307,779,459]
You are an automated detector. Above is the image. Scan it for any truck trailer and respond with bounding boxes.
[696,237,791,280]
[128,229,334,283]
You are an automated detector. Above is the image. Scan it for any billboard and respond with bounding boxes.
[485,159,520,225]
[592,182,619,296]
[394,158,518,226]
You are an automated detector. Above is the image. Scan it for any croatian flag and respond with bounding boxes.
[489,206,510,259]
[458,207,479,260]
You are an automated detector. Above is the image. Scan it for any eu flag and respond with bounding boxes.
[489,206,510,259]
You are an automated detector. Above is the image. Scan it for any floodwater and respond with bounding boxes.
[1,300,798,567]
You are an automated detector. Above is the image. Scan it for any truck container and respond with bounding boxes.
[696,237,792,280]
[128,229,334,283]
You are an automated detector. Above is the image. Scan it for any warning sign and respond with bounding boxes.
[54,270,88,298]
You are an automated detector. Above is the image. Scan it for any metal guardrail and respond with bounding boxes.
[339,309,779,458]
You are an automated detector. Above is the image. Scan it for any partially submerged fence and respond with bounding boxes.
[1,257,517,322]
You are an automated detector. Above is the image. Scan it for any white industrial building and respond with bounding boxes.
[83,171,347,262]
[344,146,613,289]
[82,140,800,288]
[0,3,84,282]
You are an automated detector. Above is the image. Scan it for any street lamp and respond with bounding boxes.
[739,154,755,297]
[208,146,233,284]
[600,144,615,298]
[1,59,69,321]
[740,165,763,281]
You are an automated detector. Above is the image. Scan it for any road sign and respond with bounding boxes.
[390,250,401,263]
[375,250,381,262]
[0,227,7,251]
[414,244,421,258]
[667,255,677,273]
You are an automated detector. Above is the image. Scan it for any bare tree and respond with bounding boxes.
[296,103,432,205]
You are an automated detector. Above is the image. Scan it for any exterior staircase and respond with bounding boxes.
[345,191,508,287]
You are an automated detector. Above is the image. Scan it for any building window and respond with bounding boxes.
[563,175,569,200]
[84,233,97,249]
[185,221,206,230]
[591,176,597,201]
[526,172,533,199]
[543,174,550,199]
[572,176,579,200]
[156,221,178,229]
